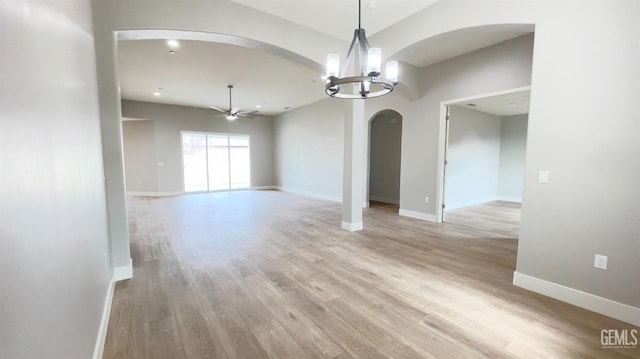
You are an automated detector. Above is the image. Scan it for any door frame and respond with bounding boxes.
[435,86,531,222]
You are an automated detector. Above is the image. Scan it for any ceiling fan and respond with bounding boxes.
[210,85,258,121]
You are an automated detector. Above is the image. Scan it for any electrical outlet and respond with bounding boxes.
[425,197,429,203]
[594,254,608,270]
[538,170,549,183]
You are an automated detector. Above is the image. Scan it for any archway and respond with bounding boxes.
[366,109,403,210]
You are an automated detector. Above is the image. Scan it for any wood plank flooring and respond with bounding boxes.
[104,191,639,359]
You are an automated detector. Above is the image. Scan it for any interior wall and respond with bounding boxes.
[514,1,640,312]
[122,120,157,192]
[445,106,502,209]
[365,34,534,216]
[274,98,344,201]
[0,1,112,358]
[498,114,528,202]
[121,100,275,193]
[369,113,402,204]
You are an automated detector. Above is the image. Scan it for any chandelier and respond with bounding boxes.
[325,0,398,99]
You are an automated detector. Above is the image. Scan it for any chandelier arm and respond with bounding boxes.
[357,30,369,76]
[341,30,359,78]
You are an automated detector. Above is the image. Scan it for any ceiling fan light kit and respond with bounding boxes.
[325,0,398,99]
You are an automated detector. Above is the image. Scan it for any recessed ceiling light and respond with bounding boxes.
[153,91,161,96]
[256,105,261,108]
[167,39,180,48]
[466,103,477,107]
[169,50,176,55]
[283,106,291,110]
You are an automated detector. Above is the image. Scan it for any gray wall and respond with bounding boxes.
[0,1,112,358]
[369,113,402,204]
[122,120,157,192]
[274,99,344,201]
[121,100,275,193]
[364,34,535,215]
[498,115,528,202]
[515,2,640,310]
[446,106,502,209]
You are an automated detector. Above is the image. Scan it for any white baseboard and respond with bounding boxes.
[341,221,364,232]
[399,209,437,222]
[251,186,278,190]
[113,258,133,281]
[275,186,342,203]
[496,196,522,203]
[446,196,500,210]
[369,195,400,205]
[93,279,115,359]
[126,191,183,197]
[513,271,640,327]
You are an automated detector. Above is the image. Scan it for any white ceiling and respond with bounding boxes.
[118,40,326,116]
[451,89,530,117]
[227,0,441,41]
[396,25,533,67]
[116,2,534,116]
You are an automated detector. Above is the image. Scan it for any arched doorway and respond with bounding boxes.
[367,110,403,210]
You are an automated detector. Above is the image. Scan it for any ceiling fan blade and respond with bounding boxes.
[210,105,227,114]
[237,110,259,116]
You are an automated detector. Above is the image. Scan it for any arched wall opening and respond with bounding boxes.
[365,109,403,210]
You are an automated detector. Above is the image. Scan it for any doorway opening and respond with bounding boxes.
[437,87,530,237]
[367,110,403,211]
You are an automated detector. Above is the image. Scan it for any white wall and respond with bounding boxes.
[274,99,344,201]
[498,114,528,202]
[369,113,402,204]
[0,1,112,358]
[122,120,157,192]
[445,106,502,209]
[121,100,276,193]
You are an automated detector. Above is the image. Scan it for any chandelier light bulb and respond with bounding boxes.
[367,47,382,75]
[326,54,340,78]
[386,61,399,84]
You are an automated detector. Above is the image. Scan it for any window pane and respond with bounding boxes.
[229,147,250,189]
[207,135,230,190]
[182,133,208,192]
[229,136,249,147]
[208,135,228,147]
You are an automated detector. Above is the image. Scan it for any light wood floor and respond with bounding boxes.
[104,191,638,359]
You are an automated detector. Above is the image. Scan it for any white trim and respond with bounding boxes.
[113,258,133,281]
[252,186,278,190]
[513,271,640,327]
[368,195,400,205]
[92,279,115,359]
[496,196,522,203]
[399,209,438,223]
[341,221,363,232]
[126,191,183,197]
[445,197,500,210]
[275,186,342,203]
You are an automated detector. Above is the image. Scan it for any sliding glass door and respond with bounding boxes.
[182,132,250,192]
